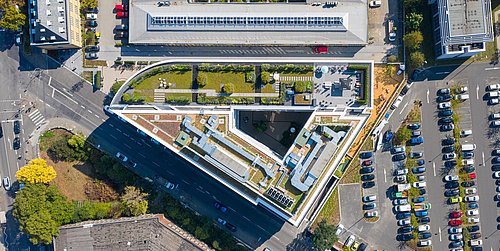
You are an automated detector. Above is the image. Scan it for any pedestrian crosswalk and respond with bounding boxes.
[28,109,45,127]
[154,91,165,103]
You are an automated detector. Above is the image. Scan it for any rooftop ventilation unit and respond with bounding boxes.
[58,17,64,23]
[47,20,52,26]
[58,0,64,3]
[46,0,50,5]
[46,10,51,16]
[58,6,64,12]
[58,27,65,33]
[40,28,46,32]
[41,36,46,41]
[50,36,56,40]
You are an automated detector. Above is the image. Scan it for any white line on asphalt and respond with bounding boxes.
[383,168,387,183]
[476,84,480,100]
[138,153,146,158]
[436,71,450,75]
[16,162,19,170]
[433,162,436,176]
[80,105,85,109]
[116,128,121,132]
[51,88,55,98]
[152,161,160,167]
[399,102,409,115]
[482,152,485,166]
[182,179,190,185]
[438,227,442,242]
[101,119,105,122]
[485,67,499,71]
[88,110,92,114]
[3,137,11,178]
[110,134,117,140]
[109,124,114,127]
[62,87,74,97]
[94,114,99,118]
[124,143,132,149]
[166,170,174,176]
[426,89,430,104]
[123,133,129,137]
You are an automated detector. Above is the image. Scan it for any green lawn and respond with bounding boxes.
[198,72,255,93]
[134,71,193,90]
[261,84,277,93]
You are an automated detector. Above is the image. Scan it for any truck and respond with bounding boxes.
[414,203,431,211]
[388,19,397,42]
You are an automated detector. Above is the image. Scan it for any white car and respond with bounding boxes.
[491,121,500,127]
[115,152,128,162]
[494,171,500,178]
[417,175,425,181]
[86,13,97,20]
[450,234,463,241]
[443,152,456,160]
[345,235,355,247]
[466,209,479,216]
[438,102,452,109]
[335,224,345,236]
[468,217,480,223]
[368,0,382,7]
[417,224,430,232]
[397,219,410,226]
[418,240,431,247]
[448,227,462,234]
[470,239,483,247]
[365,211,379,217]
[489,98,499,105]
[465,195,479,202]
[487,84,500,91]
[465,188,477,194]
[445,175,459,182]
[395,168,409,176]
[413,182,426,188]
[165,182,177,190]
[363,195,377,202]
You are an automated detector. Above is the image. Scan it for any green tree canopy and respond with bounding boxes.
[405,12,423,32]
[0,6,26,31]
[221,83,234,94]
[403,31,424,51]
[312,220,339,250]
[409,51,426,68]
[294,81,306,93]
[120,186,148,216]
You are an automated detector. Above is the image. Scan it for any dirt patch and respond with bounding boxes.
[348,64,404,156]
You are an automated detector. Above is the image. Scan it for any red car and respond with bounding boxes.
[115,4,128,11]
[449,211,463,218]
[313,46,328,54]
[469,173,477,179]
[362,160,373,166]
[449,219,462,226]
[117,11,128,18]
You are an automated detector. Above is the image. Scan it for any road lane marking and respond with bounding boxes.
[482,152,485,166]
[109,124,114,127]
[81,105,85,109]
[383,168,387,183]
[438,227,442,242]
[116,128,122,132]
[138,153,146,158]
[476,84,480,100]
[182,179,190,185]
[426,89,430,104]
[94,114,99,118]
[399,102,409,114]
[433,162,436,176]
[436,71,450,75]
[88,110,92,114]
[242,216,251,221]
[110,134,118,140]
[152,161,160,167]
[485,67,499,71]
[123,143,132,149]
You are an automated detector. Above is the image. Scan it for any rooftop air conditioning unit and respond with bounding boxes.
[58,6,64,12]
[36,18,41,23]
[46,10,51,16]
[58,0,64,3]
[58,17,64,23]
[50,36,56,40]
[46,0,50,5]
[41,36,46,41]
[40,28,46,32]
[47,20,52,26]
[58,27,65,33]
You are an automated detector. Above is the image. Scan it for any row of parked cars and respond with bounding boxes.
[486,84,500,234]
[115,4,129,39]
[359,151,379,218]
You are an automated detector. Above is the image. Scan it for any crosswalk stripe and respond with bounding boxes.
[28,110,40,119]
[31,113,43,122]
[35,118,45,126]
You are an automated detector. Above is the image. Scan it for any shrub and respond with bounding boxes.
[387,55,397,63]
[403,31,423,51]
[94,71,102,90]
[409,51,426,68]
[294,81,306,93]
[261,71,271,85]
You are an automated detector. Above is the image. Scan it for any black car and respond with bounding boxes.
[85,45,100,52]
[462,166,475,173]
[493,165,500,171]
[438,109,453,117]
[462,181,475,187]
[363,203,376,210]
[360,167,374,174]
[444,189,459,197]
[470,233,481,239]
[400,84,410,95]
[396,212,411,220]
[409,152,423,158]
[442,146,455,153]
[437,94,452,102]
[396,234,414,241]
[407,123,421,130]
[497,179,500,185]
[362,181,375,188]
[442,138,455,145]
[468,225,480,232]
[438,117,454,125]
[398,226,413,234]
[13,120,20,134]
[462,152,474,159]
[86,20,97,27]
[445,160,457,168]
[440,124,454,131]
[0,124,3,138]
[419,232,432,239]
[492,157,500,164]
[225,223,237,232]
[449,241,464,248]
[419,188,426,195]
[492,149,500,156]
[361,174,375,181]
[392,154,406,162]
[13,136,20,150]
[418,217,430,224]
[445,181,459,189]
[87,7,98,13]
[437,88,451,95]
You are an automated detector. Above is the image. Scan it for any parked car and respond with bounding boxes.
[396,212,411,219]
[411,131,421,137]
[393,199,408,205]
[417,225,430,232]
[418,240,431,247]
[488,98,499,105]
[418,217,430,224]
[449,241,464,248]
[85,45,100,52]
[445,175,459,182]
[413,197,425,203]
[462,166,475,173]
[365,211,378,218]
[408,137,424,145]
[396,234,413,241]
[449,219,462,226]
[419,232,432,239]
[449,196,462,204]
[391,146,405,154]
[2,177,11,190]
[360,167,374,174]
[412,167,426,174]
[398,226,413,233]
[442,137,455,145]
[86,20,97,27]
[363,203,376,210]
[445,181,459,189]
[466,209,479,216]
[87,7,98,13]
[13,120,20,134]
[438,109,453,117]
[116,152,128,162]
[407,123,421,130]
[13,136,20,150]
[440,123,454,131]
[438,117,454,125]
[438,102,452,109]
[362,181,375,188]
[214,201,228,213]
[450,234,463,241]
[225,223,237,232]
[360,151,373,159]
[445,160,457,168]
[409,152,423,158]
[86,13,97,20]
[117,11,128,18]
[361,174,375,181]
[442,145,456,153]
[398,219,411,226]
[464,195,479,202]
[392,154,407,161]
[492,149,500,156]
[437,94,453,102]
[468,202,479,209]
[462,151,474,159]
[115,4,129,11]
[368,0,382,7]
[437,88,451,95]
[445,189,460,197]
[362,160,372,166]
[85,53,98,60]
[462,181,475,187]
[468,225,480,232]
[362,195,376,202]
[450,211,463,218]
[465,188,477,194]
[443,152,456,160]
[415,211,428,217]
[345,235,355,247]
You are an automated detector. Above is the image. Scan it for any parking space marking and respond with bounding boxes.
[399,102,409,114]
[485,67,499,71]
[438,227,442,242]
[383,168,387,183]
[476,84,480,100]
[482,151,485,166]
[433,162,436,176]
[426,89,430,104]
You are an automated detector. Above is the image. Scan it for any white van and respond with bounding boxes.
[460,130,472,137]
[455,94,469,100]
[462,144,476,151]
[391,95,404,110]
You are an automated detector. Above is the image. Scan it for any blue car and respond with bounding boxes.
[412,167,426,174]
[439,109,453,117]
[468,202,479,209]
[396,212,411,219]
[415,210,428,217]
[384,131,393,143]
[409,137,424,145]
[413,197,425,203]
[214,201,228,213]
[360,151,373,159]
[416,159,425,165]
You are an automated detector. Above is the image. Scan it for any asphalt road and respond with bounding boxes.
[16,49,303,251]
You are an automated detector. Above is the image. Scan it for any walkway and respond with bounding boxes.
[280,75,313,82]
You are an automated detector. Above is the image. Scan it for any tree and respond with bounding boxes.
[294,81,306,93]
[409,51,426,68]
[403,31,423,51]
[387,55,397,63]
[16,158,57,184]
[120,186,148,216]
[312,220,338,250]
[122,93,132,103]
[0,6,26,31]
[221,83,234,94]
[261,71,271,85]
[405,12,423,32]
[24,209,58,245]
[67,134,89,161]
[196,74,207,87]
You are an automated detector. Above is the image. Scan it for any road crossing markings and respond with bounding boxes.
[482,152,485,166]
[27,109,45,126]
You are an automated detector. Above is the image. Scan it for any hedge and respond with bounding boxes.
[347,64,370,105]
[94,71,102,90]
[261,64,314,74]
[197,64,253,73]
